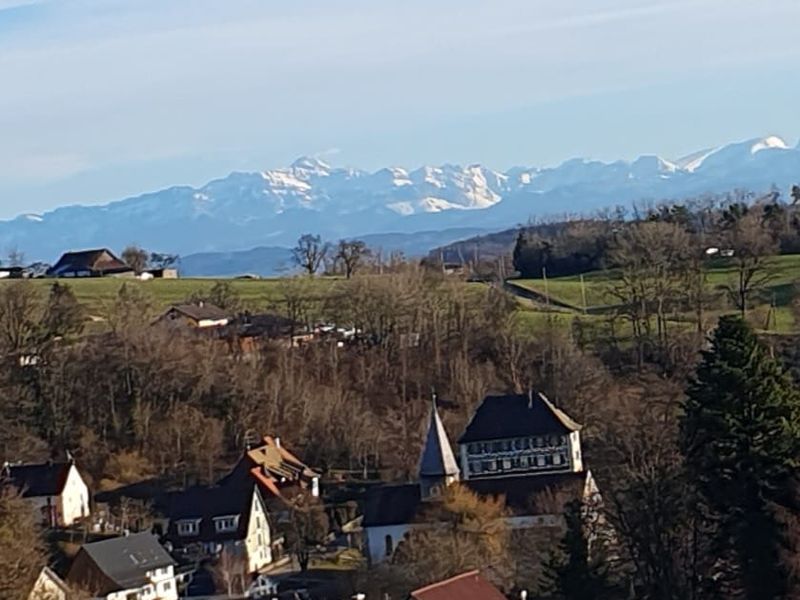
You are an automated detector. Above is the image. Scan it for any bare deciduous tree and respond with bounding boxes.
[722,210,777,317]
[0,487,49,600]
[292,234,329,276]
[336,239,370,279]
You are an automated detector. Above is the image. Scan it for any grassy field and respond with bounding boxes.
[512,254,800,311]
[10,277,342,316]
[508,254,800,334]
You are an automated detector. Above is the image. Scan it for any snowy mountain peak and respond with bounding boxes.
[751,135,788,154]
[631,155,678,174]
[290,156,331,175]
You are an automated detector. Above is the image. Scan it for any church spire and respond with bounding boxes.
[419,391,460,498]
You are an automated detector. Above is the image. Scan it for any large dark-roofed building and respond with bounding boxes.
[362,391,601,566]
[47,248,134,278]
[457,392,583,480]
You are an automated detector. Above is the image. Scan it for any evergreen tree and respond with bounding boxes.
[512,230,528,276]
[680,316,800,598]
[42,282,84,339]
[540,500,616,600]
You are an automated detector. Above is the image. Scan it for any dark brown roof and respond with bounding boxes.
[164,303,228,322]
[411,570,506,600]
[161,482,261,545]
[458,392,581,443]
[3,462,71,497]
[362,484,422,527]
[47,249,131,276]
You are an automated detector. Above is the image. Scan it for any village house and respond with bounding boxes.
[409,570,508,600]
[160,482,276,574]
[47,249,134,278]
[219,436,321,504]
[362,392,601,565]
[219,313,313,353]
[2,460,91,527]
[156,302,230,329]
[66,532,178,600]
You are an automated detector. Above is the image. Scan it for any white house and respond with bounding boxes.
[3,461,91,527]
[66,533,178,600]
[162,482,275,573]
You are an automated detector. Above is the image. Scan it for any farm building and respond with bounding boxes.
[47,249,134,278]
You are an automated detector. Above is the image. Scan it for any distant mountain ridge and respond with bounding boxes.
[3,135,799,271]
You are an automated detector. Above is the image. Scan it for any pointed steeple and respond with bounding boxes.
[419,391,460,482]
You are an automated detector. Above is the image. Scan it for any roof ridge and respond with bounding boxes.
[413,570,481,594]
[537,392,582,431]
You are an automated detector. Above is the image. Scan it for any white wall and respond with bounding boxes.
[59,465,90,526]
[364,524,411,564]
[105,565,178,600]
[569,431,583,472]
[245,491,273,572]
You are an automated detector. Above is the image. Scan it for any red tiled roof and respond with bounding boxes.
[411,571,507,600]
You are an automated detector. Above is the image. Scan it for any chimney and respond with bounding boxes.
[274,437,281,448]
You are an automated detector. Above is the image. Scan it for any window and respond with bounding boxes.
[502,458,511,470]
[214,515,239,533]
[177,520,199,536]
[162,581,172,591]
[553,454,562,466]
[385,534,394,557]
[536,455,545,467]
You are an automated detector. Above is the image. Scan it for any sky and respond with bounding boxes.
[1,0,799,218]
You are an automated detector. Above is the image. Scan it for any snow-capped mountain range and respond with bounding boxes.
[3,135,799,266]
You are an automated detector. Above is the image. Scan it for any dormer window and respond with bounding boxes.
[177,520,200,536]
[214,515,239,533]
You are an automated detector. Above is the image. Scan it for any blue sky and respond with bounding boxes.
[1,0,799,218]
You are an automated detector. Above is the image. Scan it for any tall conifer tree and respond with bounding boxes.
[680,316,800,598]
[540,500,616,600]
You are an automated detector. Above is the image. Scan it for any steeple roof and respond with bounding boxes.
[419,395,460,478]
